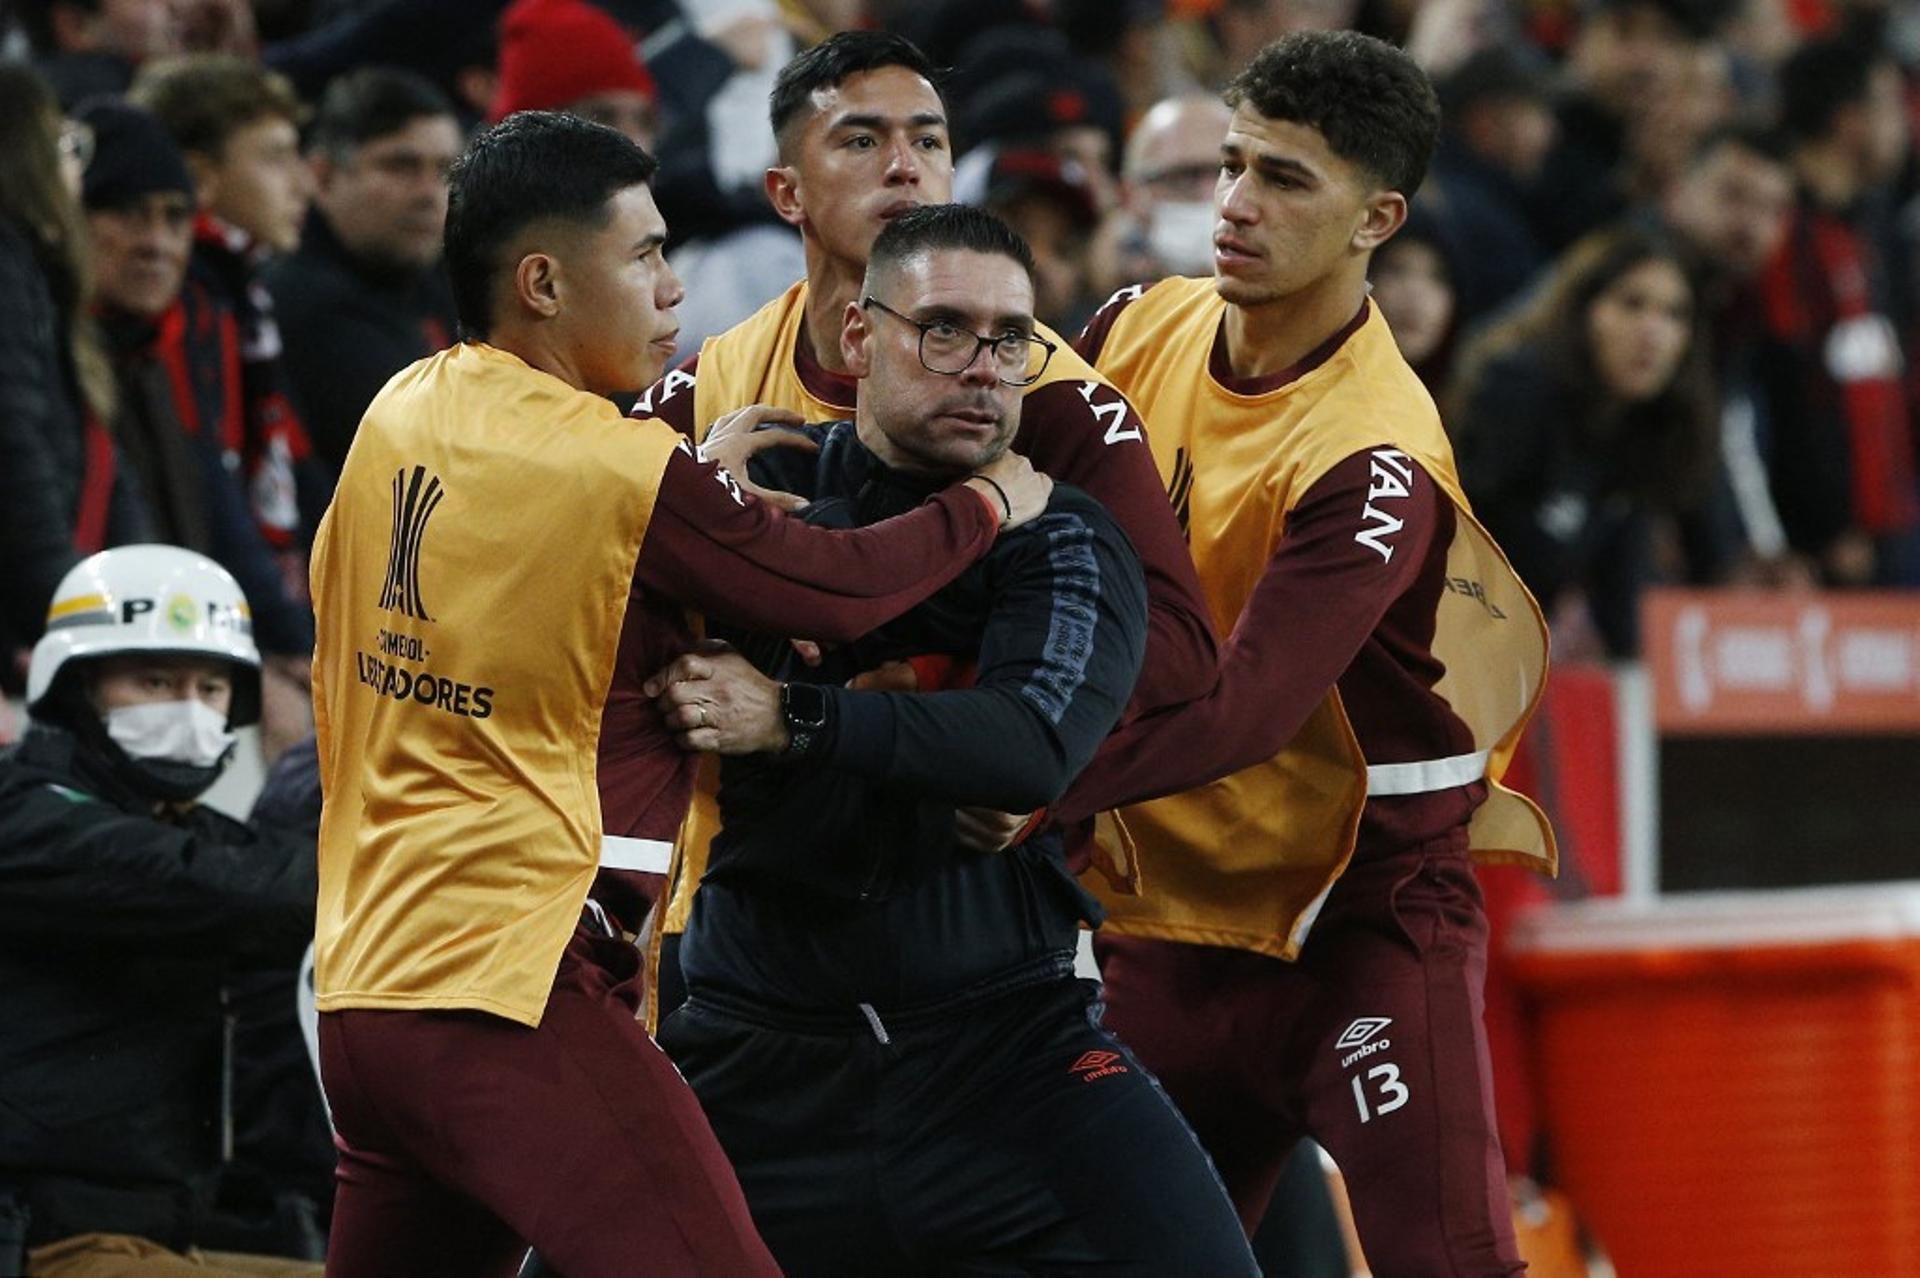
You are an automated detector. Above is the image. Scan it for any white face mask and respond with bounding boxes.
[1147,199,1219,277]
[104,699,236,769]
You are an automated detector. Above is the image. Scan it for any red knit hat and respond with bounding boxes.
[489,0,656,124]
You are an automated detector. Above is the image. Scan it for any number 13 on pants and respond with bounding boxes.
[1351,1063,1410,1124]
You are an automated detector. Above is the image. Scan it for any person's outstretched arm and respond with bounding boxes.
[635,443,1047,643]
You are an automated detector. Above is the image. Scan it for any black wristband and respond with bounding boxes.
[973,474,1013,522]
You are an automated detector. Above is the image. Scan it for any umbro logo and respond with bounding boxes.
[1336,1017,1394,1068]
[1335,1017,1392,1049]
[1069,1049,1129,1082]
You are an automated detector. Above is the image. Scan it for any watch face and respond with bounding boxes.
[784,681,829,730]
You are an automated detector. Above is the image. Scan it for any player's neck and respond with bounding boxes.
[1221,267,1369,382]
[485,324,589,395]
[802,244,866,376]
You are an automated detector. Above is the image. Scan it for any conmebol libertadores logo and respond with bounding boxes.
[380,466,443,622]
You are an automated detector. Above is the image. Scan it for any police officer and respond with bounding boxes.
[0,545,320,1276]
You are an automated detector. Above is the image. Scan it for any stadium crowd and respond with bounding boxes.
[0,0,1914,1274]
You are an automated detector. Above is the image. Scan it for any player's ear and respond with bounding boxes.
[843,299,875,377]
[1353,189,1407,254]
[766,164,806,230]
[511,250,562,321]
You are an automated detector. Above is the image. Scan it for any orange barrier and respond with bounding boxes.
[1510,889,1920,1276]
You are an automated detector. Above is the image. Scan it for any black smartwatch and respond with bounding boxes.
[780,682,829,756]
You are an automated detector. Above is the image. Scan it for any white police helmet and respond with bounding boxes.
[27,545,263,726]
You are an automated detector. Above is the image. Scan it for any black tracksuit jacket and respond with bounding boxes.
[680,423,1147,1012]
[0,726,315,1250]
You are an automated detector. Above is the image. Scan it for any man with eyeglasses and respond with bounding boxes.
[633,28,1217,1014]
[641,204,1257,1277]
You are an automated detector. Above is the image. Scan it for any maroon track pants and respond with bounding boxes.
[318,925,779,1278]
[1093,830,1525,1278]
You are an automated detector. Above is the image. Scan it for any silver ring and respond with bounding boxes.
[696,705,708,728]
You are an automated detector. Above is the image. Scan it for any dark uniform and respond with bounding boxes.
[660,423,1257,1277]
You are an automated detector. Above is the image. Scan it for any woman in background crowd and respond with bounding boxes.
[1451,225,1716,657]
[1369,203,1464,392]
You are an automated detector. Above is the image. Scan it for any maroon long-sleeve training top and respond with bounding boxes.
[1057,296,1484,860]
[640,341,1220,718]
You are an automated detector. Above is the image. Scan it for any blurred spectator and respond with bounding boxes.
[76,99,315,762]
[1099,92,1234,290]
[634,0,795,226]
[1180,0,1365,90]
[129,55,328,587]
[951,40,1128,328]
[173,0,261,58]
[1369,204,1464,390]
[1055,0,1180,121]
[0,65,150,693]
[489,0,658,148]
[1659,123,1797,285]
[665,222,806,362]
[886,0,1047,72]
[1630,39,1738,203]
[259,0,509,127]
[131,54,312,254]
[0,546,320,1272]
[1531,0,1738,252]
[14,0,181,106]
[1198,0,1367,83]
[1452,227,1717,657]
[1757,29,1920,585]
[956,45,1127,213]
[1652,123,1810,583]
[645,0,812,352]
[265,67,460,471]
[1428,44,1555,319]
[975,148,1105,332]
[1395,0,1516,77]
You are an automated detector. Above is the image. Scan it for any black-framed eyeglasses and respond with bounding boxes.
[862,295,1056,387]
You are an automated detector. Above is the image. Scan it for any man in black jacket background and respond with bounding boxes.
[645,205,1254,1278]
[264,68,461,474]
[0,545,319,1275]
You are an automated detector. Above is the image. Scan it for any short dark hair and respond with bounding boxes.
[443,111,658,341]
[309,66,456,161]
[1225,31,1440,198]
[1780,32,1888,143]
[769,31,941,155]
[867,203,1035,289]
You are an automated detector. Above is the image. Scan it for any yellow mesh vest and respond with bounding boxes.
[311,343,680,1026]
[660,280,1117,942]
[1090,277,1556,960]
